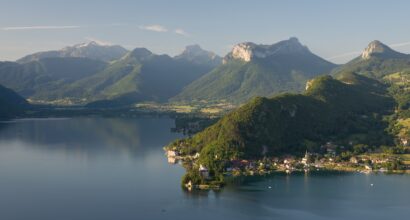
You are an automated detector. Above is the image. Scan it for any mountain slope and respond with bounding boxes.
[0,44,219,106]
[62,47,217,106]
[332,40,410,79]
[331,40,410,145]
[172,38,337,103]
[18,41,128,63]
[0,58,107,101]
[0,84,28,118]
[168,73,394,170]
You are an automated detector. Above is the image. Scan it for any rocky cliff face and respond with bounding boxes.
[224,37,310,63]
[360,40,406,60]
[305,79,314,91]
[361,40,389,60]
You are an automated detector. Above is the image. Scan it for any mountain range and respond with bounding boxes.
[172,37,337,103]
[1,38,410,108]
[166,39,410,176]
[72,46,221,107]
[17,41,129,63]
[0,38,338,106]
[0,43,221,106]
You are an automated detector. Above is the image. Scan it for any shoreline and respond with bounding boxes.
[183,168,410,191]
[165,148,410,191]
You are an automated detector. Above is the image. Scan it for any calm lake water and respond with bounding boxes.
[0,117,409,220]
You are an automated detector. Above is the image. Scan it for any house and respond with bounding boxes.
[401,138,409,146]
[168,157,177,164]
[167,150,178,157]
[283,157,295,164]
[199,164,209,178]
[350,157,359,164]
[301,150,310,165]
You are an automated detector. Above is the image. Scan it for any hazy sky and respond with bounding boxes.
[1,0,410,63]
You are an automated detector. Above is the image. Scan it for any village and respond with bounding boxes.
[165,142,410,190]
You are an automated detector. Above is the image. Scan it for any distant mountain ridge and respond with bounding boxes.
[332,40,410,79]
[175,44,222,67]
[17,41,129,63]
[9,39,410,107]
[82,46,218,107]
[0,42,221,106]
[173,38,337,103]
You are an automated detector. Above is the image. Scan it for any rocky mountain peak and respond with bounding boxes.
[128,48,153,61]
[225,37,310,63]
[183,44,203,53]
[361,40,391,60]
[175,44,222,66]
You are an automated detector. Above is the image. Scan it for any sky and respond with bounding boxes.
[1,0,410,63]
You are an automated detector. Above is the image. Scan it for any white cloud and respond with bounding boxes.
[1,25,81,31]
[174,28,190,37]
[139,25,168,32]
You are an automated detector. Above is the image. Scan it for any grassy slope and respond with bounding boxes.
[172,53,337,104]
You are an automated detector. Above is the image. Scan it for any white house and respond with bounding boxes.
[302,150,310,165]
[199,164,209,178]
[401,138,409,146]
[167,150,178,157]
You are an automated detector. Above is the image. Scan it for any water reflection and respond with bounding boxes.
[0,118,410,220]
[0,117,181,159]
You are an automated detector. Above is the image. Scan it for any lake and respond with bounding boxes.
[0,117,409,220]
